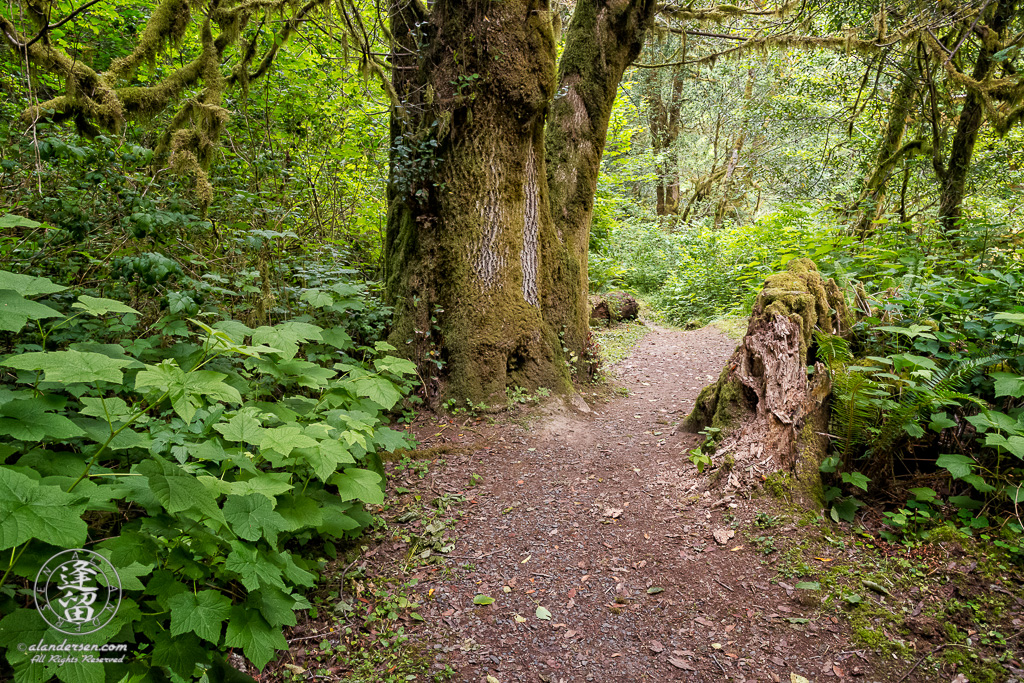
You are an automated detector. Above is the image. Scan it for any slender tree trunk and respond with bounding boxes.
[853,56,920,237]
[938,0,1017,233]
[643,59,685,215]
[385,0,655,404]
[542,0,656,374]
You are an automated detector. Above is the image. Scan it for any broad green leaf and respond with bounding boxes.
[990,372,1024,399]
[136,361,242,423]
[72,295,139,316]
[224,542,286,591]
[275,549,316,588]
[961,474,996,493]
[73,417,151,450]
[0,466,87,550]
[928,412,958,432]
[473,594,495,605]
[214,411,265,444]
[260,425,317,458]
[230,473,294,501]
[0,214,42,229]
[0,397,85,440]
[4,350,132,385]
[320,326,353,350]
[936,453,974,479]
[136,457,225,524]
[224,606,287,671]
[908,487,938,503]
[841,472,870,491]
[330,467,384,505]
[223,494,287,546]
[249,586,300,628]
[0,268,65,295]
[984,434,1024,459]
[993,312,1024,326]
[79,396,133,421]
[373,427,414,452]
[151,631,207,677]
[348,374,402,409]
[535,606,551,620]
[303,439,355,482]
[276,494,324,531]
[0,290,62,331]
[317,502,361,537]
[299,288,335,308]
[374,355,417,375]
[251,321,322,360]
[169,590,232,644]
[794,581,820,590]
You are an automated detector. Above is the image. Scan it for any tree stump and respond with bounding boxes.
[681,259,851,505]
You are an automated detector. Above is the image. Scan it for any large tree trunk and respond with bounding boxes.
[385,0,654,405]
[938,0,1017,233]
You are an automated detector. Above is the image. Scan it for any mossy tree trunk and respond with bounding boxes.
[682,259,851,505]
[936,0,1017,233]
[853,56,920,238]
[386,0,655,405]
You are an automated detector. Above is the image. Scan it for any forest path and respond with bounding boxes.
[394,324,889,683]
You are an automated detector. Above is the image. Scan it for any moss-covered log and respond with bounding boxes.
[589,291,640,324]
[681,258,851,504]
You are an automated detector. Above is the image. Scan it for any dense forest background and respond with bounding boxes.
[1,0,1022,680]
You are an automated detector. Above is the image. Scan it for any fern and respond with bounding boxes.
[874,355,1003,452]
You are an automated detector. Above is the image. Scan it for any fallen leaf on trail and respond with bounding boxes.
[668,657,695,671]
[513,614,526,623]
[503,586,511,593]
[536,606,552,620]
[521,554,531,563]
[564,629,577,638]
[711,643,722,649]
[786,617,810,624]
[647,586,664,594]
[611,653,621,658]
[648,640,664,653]
[486,676,500,683]
[730,546,743,551]
[832,664,844,677]
[862,580,891,596]
[694,617,714,627]
[794,581,821,591]
[712,529,734,545]
[567,588,577,598]
[603,507,624,518]
[473,594,495,605]
[815,557,833,562]
[790,674,810,683]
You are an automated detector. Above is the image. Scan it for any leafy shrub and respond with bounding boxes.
[0,268,417,680]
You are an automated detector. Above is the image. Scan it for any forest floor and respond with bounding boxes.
[270,322,1024,683]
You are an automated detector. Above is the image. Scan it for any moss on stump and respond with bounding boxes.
[681,258,849,507]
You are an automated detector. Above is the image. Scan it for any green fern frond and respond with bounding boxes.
[874,356,1003,452]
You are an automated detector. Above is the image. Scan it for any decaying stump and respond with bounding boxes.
[589,291,640,325]
[681,259,851,504]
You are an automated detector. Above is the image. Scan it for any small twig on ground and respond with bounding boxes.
[532,572,554,578]
[713,577,734,592]
[710,653,727,675]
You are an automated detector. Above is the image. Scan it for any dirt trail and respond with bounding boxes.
[400,325,888,683]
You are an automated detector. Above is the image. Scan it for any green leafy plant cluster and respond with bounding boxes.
[0,267,418,681]
[804,218,1023,553]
